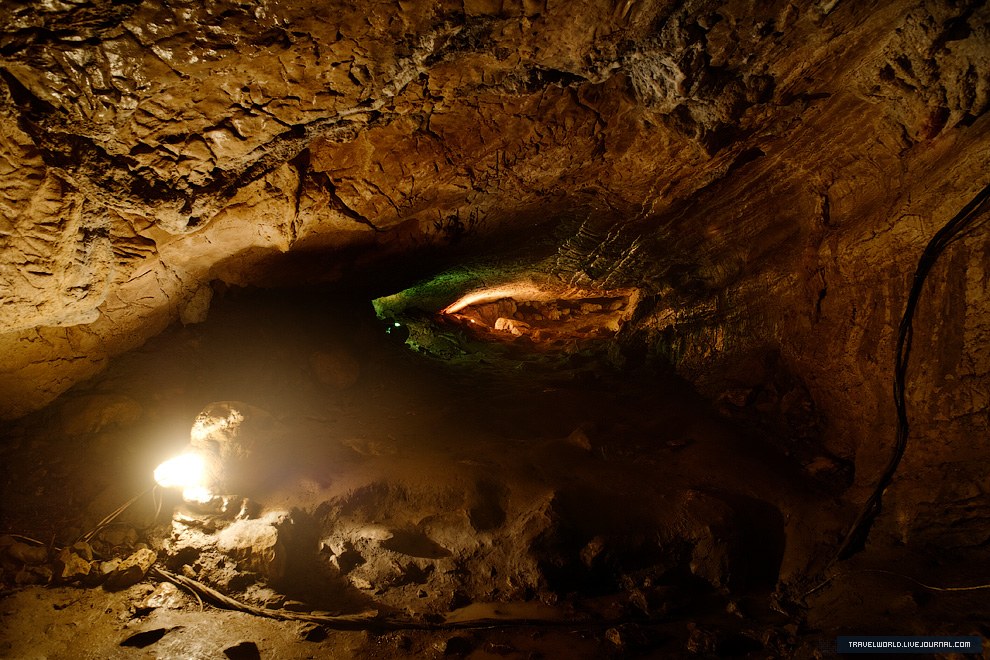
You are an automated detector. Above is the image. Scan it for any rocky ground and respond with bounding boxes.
[0,288,987,659]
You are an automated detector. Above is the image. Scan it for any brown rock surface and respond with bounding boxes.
[104,547,158,590]
[0,0,988,554]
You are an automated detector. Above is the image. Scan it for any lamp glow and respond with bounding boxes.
[154,452,214,503]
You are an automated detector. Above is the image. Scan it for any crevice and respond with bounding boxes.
[318,174,382,233]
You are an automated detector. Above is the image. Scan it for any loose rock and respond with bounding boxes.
[54,548,92,582]
[104,548,157,591]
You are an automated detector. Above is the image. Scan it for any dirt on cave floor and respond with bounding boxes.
[1,287,988,659]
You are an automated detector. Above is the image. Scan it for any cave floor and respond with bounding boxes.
[1,288,986,658]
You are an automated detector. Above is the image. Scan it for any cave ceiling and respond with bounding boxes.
[1,0,989,475]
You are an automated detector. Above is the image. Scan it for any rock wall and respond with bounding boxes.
[1,0,988,547]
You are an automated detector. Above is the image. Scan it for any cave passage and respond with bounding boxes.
[0,286,828,658]
[440,286,640,344]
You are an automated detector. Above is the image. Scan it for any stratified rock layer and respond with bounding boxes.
[1,0,988,548]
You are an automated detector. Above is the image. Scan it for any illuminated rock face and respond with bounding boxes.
[0,1,988,544]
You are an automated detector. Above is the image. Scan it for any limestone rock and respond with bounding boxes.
[104,548,158,591]
[215,512,291,582]
[99,559,121,578]
[55,546,93,582]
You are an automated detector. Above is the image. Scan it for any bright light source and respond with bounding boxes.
[154,452,217,504]
[154,452,207,490]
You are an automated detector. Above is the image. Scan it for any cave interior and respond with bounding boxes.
[1,0,990,657]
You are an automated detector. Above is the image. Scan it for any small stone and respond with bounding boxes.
[100,559,121,575]
[605,627,622,646]
[182,564,197,579]
[7,542,48,564]
[55,548,92,581]
[351,577,373,590]
[104,548,157,590]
